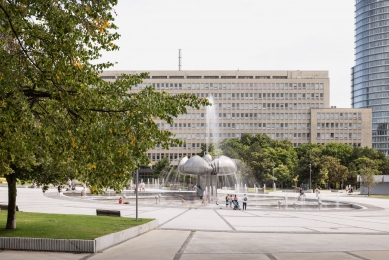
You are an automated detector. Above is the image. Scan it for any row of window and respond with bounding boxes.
[173,112,312,121]
[316,133,362,140]
[134,82,325,91]
[187,92,324,100]
[189,103,324,111]
[317,112,362,120]
[317,123,362,130]
[170,125,312,139]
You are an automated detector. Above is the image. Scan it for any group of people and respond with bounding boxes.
[225,194,248,210]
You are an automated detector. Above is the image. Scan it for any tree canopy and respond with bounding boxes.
[219,134,388,190]
[0,0,209,229]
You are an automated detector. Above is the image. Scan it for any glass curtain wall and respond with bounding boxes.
[353,0,389,155]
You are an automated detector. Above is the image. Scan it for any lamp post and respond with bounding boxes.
[135,168,139,221]
[272,165,275,192]
[309,163,312,191]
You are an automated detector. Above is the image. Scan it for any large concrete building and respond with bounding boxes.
[101,70,372,173]
[352,0,389,155]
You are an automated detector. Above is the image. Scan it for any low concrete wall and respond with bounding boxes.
[0,219,158,253]
[360,183,389,195]
[95,219,159,252]
[0,237,95,252]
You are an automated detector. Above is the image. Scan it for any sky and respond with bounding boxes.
[102,0,355,108]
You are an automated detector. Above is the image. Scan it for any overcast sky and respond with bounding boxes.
[102,0,355,108]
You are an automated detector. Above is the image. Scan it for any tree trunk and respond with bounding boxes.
[5,174,17,229]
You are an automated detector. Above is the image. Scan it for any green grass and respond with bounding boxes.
[0,211,152,240]
[368,195,389,199]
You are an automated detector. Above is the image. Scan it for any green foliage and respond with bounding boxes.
[0,1,210,228]
[152,157,170,178]
[220,136,389,188]
[0,0,210,191]
[220,134,297,185]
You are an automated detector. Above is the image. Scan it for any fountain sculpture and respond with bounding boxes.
[177,154,237,197]
[176,95,237,197]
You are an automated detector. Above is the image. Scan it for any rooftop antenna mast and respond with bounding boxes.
[178,49,182,71]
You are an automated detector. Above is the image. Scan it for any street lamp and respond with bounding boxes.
[272,165,275,192]
[309,163,312,191]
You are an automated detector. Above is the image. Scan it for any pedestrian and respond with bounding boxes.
[243,194,248,210]
[119,197,123,204]
[141,182,145,192]
[225,194,229,208]
[57,185,62,196]
[228,195,233,208]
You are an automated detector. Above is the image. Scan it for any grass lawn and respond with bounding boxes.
[368,195,389,199]
[0,211,152,240]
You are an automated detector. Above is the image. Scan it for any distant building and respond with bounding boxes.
[310,107,372,146]
[101,70,372,172]
[352,0,389,155]
[358,175,389,195]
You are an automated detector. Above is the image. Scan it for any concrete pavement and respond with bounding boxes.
[1,187,389,259]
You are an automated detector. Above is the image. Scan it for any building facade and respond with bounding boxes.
[310,108,372,146]
[352,0,389,155]
[101,70,372,166]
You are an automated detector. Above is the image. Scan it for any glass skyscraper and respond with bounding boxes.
[352,0,389,155]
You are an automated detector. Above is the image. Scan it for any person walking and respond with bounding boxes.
[228,195,233,208]
[57,185,62,196]
[225,194,229,208]
[243,194,248,210]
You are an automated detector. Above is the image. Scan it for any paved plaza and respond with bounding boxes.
[1,187,389,259]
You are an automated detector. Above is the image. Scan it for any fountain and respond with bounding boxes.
[176,95,237,198]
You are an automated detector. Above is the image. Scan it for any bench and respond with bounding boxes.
[0,204,19,211]
[96,209,121,217]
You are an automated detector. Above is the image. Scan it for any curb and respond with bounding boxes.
[0,219,158,253]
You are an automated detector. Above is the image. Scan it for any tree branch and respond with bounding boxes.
[0,3,43,73]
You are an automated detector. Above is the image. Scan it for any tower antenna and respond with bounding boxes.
[178,49,182,71]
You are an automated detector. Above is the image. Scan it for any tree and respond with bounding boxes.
[0,1,209,229]
[296,146,324,186]
[152,157,170,179]
[273,164,291,188]
[354,157,380,196]
[321,156,349,189]
[359,168,378,196]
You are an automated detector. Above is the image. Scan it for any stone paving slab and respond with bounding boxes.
[184,232,389,254]
[180,253,271,260]
[273,252,362,260]
[310,227,386,233]
[223,216,346,228]
[352,250,389,260]
[89,230,189,260]
[160,209,232,231]
[235,226,313,232]
[0,250,89,260]
[122,207,188,225]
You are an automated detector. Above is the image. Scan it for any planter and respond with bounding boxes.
[0,219,158,253]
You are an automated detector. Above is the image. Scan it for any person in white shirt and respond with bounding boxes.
[242,194,248,210]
